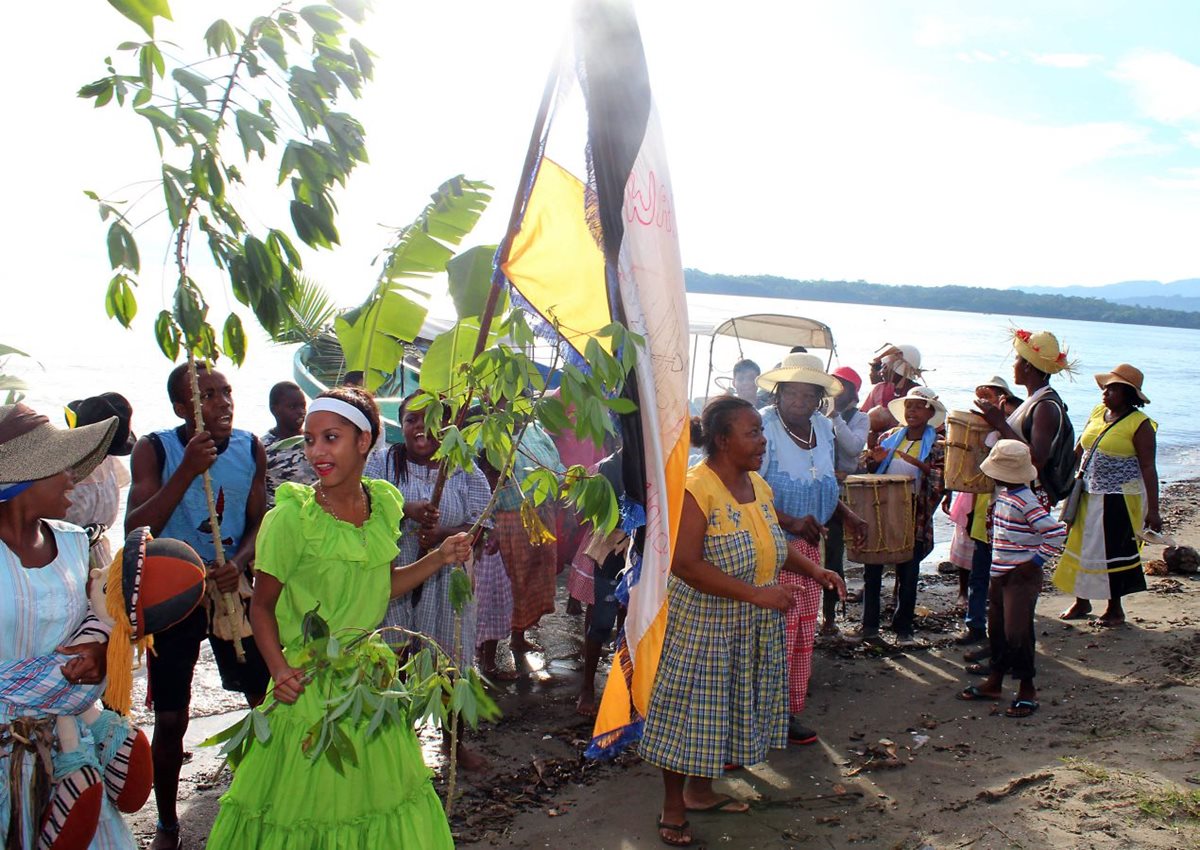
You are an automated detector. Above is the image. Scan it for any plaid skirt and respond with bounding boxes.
[494,509,557,632]
[640,575,787,778]
[474,548,514,646]
[567,550,595,605]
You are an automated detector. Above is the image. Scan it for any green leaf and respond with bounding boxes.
[105,273,138,328]
[446,244,503,320]
[222,314,247,365]
[448,567,473,614]
[332,0,370,23]
[173,283,207,338]
[108,0,172,38]
[235,109,275,160]
[301,606,330,641]
[348,38,374,80]
[419,320,491,397]
[172,68,208,106]
[333,287,428,392]
[604,396,637,414]
[249,708,271,743]
[154,311,180,360]
[300,5,345,36]
[204,19,237,55]
[179,107,216,138]
[106,221,140,273]
[256,19,288,70]
[138,42,164,87]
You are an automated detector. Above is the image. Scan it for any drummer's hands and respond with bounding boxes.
[751,584,798,611]
[843,510,868,547]
[816,569,847,601]
[895,450,931,475]
[974,398,1006,429]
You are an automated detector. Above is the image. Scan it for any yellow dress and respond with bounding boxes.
[1054,405,1155,600]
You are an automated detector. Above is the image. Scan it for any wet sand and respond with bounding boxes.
[130,480,1200,848]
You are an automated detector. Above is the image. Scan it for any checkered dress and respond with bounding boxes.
[364,451,491,668]
[640,465,788,778]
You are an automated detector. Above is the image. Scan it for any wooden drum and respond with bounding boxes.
[944,410,994,494]
[844,474,915,565]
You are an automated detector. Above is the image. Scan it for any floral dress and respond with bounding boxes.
[640,464,788,778]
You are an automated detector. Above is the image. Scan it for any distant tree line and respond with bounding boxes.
[685,270,1200,330]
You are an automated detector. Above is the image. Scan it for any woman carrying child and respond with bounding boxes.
[206,387,471,849]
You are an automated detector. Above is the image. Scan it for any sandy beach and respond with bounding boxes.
[125,479,1200,849]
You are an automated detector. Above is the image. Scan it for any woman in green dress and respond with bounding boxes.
[206,387,471,849]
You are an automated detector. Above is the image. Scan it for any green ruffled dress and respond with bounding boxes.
[206,479,453,850]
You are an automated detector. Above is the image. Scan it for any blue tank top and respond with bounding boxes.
[155,427,255,562]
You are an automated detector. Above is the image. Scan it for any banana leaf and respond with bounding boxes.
[335,176,492,392]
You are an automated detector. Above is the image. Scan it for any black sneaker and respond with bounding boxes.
[787,717,818,745]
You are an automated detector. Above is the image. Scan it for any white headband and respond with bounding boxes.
[306,397,372,434]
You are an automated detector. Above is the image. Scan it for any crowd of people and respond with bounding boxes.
[0,325,1163,850]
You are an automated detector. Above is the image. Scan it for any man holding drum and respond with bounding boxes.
[853,387,946,648]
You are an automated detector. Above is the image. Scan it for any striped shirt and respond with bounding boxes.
[990,485,1067,575]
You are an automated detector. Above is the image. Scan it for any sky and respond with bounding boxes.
[5,0,1200,356]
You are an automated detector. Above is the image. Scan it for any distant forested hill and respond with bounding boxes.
[685,270,1200,330]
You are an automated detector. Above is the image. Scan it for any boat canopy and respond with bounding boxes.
[690,314,835,351]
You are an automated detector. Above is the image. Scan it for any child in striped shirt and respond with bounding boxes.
[957,440,1066,718]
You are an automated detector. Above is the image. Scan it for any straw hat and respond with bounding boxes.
[976,375,1013,396]
[887,386,947,429]
[1094,363,1150,404]
[879,344,923,380]
[0,403,117,490]
[757,353,842,395]
[980,439,1038,485]
[1011,328,1076,375]
[831,366,863,394]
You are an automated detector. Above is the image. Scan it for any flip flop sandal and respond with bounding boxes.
[657,818,694,847]
[956,685,1001,702]
[1005,699,1039,718]
[686,794,749,814]
[965,662,989,675]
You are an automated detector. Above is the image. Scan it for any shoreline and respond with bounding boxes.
[127,477,1200,848]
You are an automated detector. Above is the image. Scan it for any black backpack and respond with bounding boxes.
[1021,389,1075,503]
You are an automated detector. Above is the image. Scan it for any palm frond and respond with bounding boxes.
[272,275,339,344]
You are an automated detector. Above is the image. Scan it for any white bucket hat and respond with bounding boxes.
[887,386,947,429]
[980,439,1038,485]
[756,353,842,395]
[879,344,923,380]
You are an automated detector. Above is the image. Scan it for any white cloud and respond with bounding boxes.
[1113,51,1200,124]
[914,14,1025,49]
[1032,52,1104,69]
[1152,167,1200,190]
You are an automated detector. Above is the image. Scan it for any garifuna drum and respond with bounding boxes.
[844,474,915,565]
[944,410,994,494]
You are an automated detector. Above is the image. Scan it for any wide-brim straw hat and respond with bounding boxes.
[1011,328,1076,375]
[879,343,923,380]
[0,403,117,489]
[980,438,1038,484]
[757,353,842,395]
[977,375,1013,395]
[1094,363,1149,404]
[887,386,947,429]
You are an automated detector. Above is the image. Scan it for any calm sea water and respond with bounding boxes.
[11,291,1198,481]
